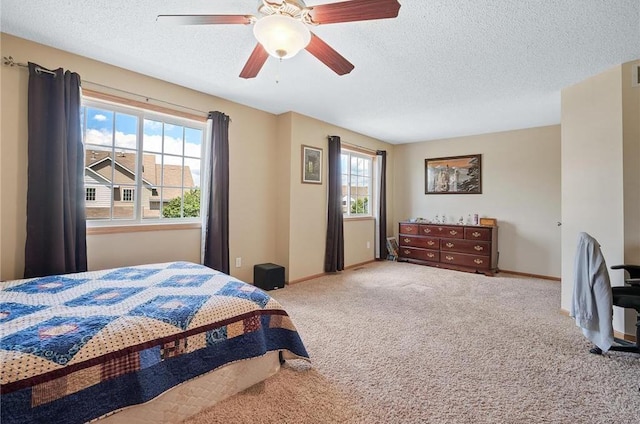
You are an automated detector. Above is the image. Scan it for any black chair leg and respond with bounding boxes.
[609,319,640,354]
[591,320,640,355]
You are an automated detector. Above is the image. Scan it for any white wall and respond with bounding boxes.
[393,125,562,278]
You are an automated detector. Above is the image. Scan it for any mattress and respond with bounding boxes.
[0,262,309,424]
[97,351,282,424]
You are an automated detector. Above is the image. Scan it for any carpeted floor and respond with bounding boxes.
[184,261,640,423]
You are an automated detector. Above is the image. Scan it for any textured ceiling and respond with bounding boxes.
[2,1,639,144]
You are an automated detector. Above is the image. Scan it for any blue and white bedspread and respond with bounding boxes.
[0,262,309,424]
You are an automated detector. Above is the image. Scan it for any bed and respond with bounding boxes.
[0,262,309,424]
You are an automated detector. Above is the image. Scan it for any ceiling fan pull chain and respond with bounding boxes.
[276,58,282,84]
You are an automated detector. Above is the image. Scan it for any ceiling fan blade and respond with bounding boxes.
[305,32,354,76]
[156,15,255,25]
[240,43,270,79]
[309,0,401,25]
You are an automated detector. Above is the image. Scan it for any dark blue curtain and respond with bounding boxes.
[24,63,86,278]
[324,135,344,272]
[203,111,230,274]
[376,150,387,259]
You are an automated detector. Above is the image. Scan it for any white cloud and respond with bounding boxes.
[93,114,108,122]
[144,120,163,131]
[115,132,137,149]
[185,141,202,158]
[85,128,112,146]
[85,129,137,151]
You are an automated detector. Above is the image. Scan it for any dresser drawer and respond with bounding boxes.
[399,247,439,262]
[439,252,491,269]
[420,225,464,239]
[399,235,439,249]
[440,239,491,256]
[399,223,419,235]
[464,227,492,241]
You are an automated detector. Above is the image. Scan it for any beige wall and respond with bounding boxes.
[0,33,278,282]
[393,125,562,278]
[285,112,394,282]
[275,113,293,280]
[4,32,636,312]
[622,60,640,336]
[560,63,634,335]
[0,33,394,284]
[622,60,640,266]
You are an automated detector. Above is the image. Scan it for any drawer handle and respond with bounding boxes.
[449,230,458,235]
[428,241,435,246]
[404,250,411,255]
[404,238,411,243]
[474,259,484,264]
[423,228,431,234]
[427,253,435,258]
[405,227,414,232]
[474,245,484,251]
[445,255,454,261]
[446,242,454,248]
[472,231,481,238]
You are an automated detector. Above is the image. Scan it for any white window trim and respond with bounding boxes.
[341,148,375,219]
[82,97,205,228]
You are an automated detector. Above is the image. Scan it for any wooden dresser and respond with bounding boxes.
[398,222,498,276]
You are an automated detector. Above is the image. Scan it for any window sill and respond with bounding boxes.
[87,222,201,235]
[343,216,375,222]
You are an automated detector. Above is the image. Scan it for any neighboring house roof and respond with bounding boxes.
[84,167,111,185]
[85,151,195,200]
[85,151,157,188]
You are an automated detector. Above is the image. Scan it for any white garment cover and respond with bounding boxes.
[570,232,614,352]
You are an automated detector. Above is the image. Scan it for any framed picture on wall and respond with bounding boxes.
[302,145,322,184]
[425,154,482,194]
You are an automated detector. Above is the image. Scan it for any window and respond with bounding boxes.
[122,188,134,202]
[82,99,204,223]
[341,149,373,217]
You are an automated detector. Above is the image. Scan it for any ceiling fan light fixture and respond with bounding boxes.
[253,14,311,59]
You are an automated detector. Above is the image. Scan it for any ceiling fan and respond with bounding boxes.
[157,0,401,79]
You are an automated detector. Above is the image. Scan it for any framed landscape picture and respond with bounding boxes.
[301,145,322,184]
[425,154,482,194]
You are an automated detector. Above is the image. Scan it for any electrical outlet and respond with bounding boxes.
[235,257,242,268]
[366,241,371,249]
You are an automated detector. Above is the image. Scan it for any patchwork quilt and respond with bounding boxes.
[0,262,309,424]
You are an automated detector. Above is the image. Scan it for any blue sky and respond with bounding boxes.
[85,107,202,157]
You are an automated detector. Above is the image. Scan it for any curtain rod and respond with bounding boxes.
[341,141,381,155]
[2,55,209,117]
[3,55,57,76]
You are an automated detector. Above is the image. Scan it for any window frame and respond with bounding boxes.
[82,97,206,228]
[341,148,375,219]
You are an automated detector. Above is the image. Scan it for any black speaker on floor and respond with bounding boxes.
[253,263,285,291]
